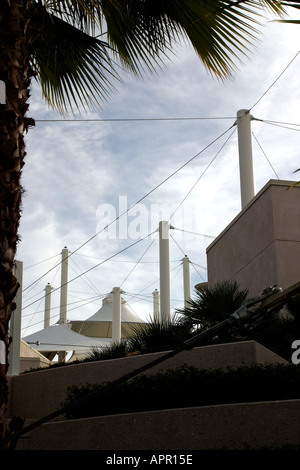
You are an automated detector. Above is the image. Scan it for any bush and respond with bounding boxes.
[86,316,193,361]
[61,363,300,420]
[86,340,130,361]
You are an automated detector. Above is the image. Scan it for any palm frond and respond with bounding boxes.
[177,280,249,327]
[51,0,285,79]
[274,1,300,23]
[44,0,104,34]
[287,168,300,188]
[31,0,286,113]
[281,0,300,10]
[99,0,285,79]
[31,2,119,113]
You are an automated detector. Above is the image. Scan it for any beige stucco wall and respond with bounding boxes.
[206,180,300,296]
[18,340,52,373]
[16,399,300,450]
[7,340,287,421]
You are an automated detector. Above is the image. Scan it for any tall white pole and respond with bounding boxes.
[236,109,255,209]
[59,247,69,324]
[159,221,171,324]
[44,283,52,329]
[112,287,122,343]
[0,80,6,105]
[152,289,160,322]
[182,256,191,308]
[8,260,23,375]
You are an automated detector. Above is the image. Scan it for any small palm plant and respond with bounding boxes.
[127,316,192,354]
[87,315,193,361]
[177,280,249,330]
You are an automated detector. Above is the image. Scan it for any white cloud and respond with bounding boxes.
[17,10,300,336]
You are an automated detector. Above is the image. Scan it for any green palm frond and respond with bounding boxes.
[31,2,119,113]
[281,0,300,10]
[99,0,285,79]
[288,168,300,189]
[177,280,249,328]
[275,1,300,23]
[31,0,286,113]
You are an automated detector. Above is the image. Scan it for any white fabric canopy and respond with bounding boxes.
[22,323,112,353]
[86,293,143,323]
[71,293,144,338]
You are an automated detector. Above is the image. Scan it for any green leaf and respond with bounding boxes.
[30,0,286,113]
[31,3,120,113]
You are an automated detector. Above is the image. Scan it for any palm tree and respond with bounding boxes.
[0,0,293,448]
[177,280,249,332]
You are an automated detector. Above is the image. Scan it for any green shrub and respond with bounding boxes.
[61,363,300,420]
[86,316,193,361]
[86,339,130,361]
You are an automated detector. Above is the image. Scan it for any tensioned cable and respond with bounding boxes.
[22,256,61,296]
[125,262,182,304]
[22,297,44,337]
[262,119,300,128]
[23,253,61,270]
[69,257,102,296]
[168,127,237,223]
[170,235,206,282]
[22,256,59,334]
[22,259,61,336]
[22,295,108,333]
[252,132,280,179]
[22,230,157,311]
[21,294,102,320]
[170,263,183,284]
[172,228,216,239]
[22,123,236,293]
[250,49,300,111]
[73,252,178,263]
[191,262,207,271]
[190,261,206,282]
[21,297,103,333]
[122,292,154,305]
[262,120,300,132]
[76,253,180,264]
[170,234,186,257]
[71,123,236,253]
[120,233,158,289]
[35,116,235,123]
[25,342,102,348]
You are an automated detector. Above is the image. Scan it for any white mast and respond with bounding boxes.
[112,287,122,343]
[152,289,160,322]
[59,247,69,324]
[8,260,23,375]
[182,255,191,308]
[159,221,171,324]
[0,80,6,105]
[236,109,255,209]
[44,283,52,329]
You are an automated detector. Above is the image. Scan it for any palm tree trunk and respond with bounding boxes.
[0,0,36,449]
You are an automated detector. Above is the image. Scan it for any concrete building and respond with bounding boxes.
[206,179,300,297]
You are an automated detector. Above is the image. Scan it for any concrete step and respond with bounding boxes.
[15,399,300,450]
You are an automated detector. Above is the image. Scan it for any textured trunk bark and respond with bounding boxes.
[0,0,36,449]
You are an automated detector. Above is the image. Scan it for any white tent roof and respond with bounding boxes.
[86,293,143,323]
[22,323,112,353]
[70,293,145,338]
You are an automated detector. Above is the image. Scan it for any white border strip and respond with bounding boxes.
[0,340,6,364]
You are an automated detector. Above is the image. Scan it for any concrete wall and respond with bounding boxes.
[15,399,300,450]
[7,341,287,421]
[206,180,300,296]
[18,340,52,373]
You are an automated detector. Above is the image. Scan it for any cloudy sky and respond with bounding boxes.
[18,6,300,338]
